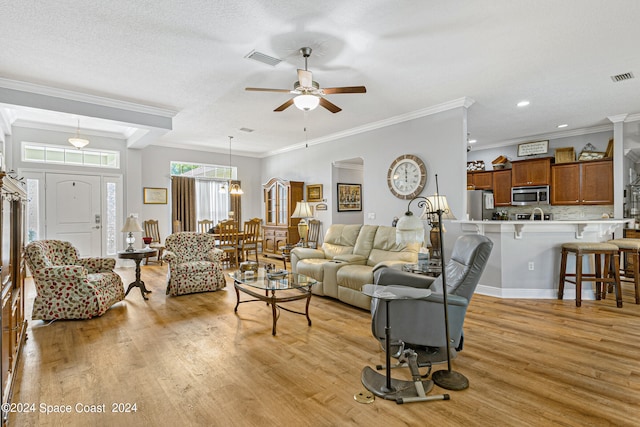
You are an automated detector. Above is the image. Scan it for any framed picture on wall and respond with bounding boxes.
[143,187,168,204]
[307,184,323,202]
[337,183,362,212]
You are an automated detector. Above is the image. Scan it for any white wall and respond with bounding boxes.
[260,107,468,231]
[139,145,262,239]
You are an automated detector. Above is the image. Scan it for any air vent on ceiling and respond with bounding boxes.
[239,127,254,133]
[244,50,282,67]
[611,72,634,82]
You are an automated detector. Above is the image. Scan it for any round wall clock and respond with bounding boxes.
[387,154,427,199]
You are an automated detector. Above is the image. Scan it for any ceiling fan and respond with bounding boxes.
[245,47,366,113]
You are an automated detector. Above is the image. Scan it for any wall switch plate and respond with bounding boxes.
[368,212,376,220]
[528,262,534,271]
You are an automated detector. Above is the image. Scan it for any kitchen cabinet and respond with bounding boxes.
[262,177,304,256]
[551,159,613,205]
[0,173,27,424]
[467,171,493,190]
[493,169,512,206]
[511,157,551,187]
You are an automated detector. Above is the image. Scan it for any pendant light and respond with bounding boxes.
[227,136,243,195]
[68,119,89,149]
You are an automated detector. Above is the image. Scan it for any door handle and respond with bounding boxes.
[93,226,101,229]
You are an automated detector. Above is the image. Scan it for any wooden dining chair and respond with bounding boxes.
[306,219,321,249]
[143,219,165,265]
[216,219,239,267]
[239,218,261,263]
[198,219,214,233]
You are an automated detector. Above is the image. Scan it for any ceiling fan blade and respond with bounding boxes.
[319,97,342,113]
[245,87,292,93]
[274,98,294,112]
[298,69,313,88]
[322,86,367,94]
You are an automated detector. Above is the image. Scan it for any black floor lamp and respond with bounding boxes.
[395,174,468,390]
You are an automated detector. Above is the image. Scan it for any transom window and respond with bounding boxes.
[171,161,235,225]
[170,161,236,180]
[22,142,120,169]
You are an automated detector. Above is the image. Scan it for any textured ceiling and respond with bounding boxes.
[1,0,640,157]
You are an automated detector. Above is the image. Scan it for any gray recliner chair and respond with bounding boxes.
[370,234,493,355]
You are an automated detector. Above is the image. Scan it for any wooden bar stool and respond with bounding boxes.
[558,242,622,308]
[607,238,640,304]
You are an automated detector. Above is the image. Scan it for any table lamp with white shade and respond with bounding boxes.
[122,215,143,252]
[291,201,313,246]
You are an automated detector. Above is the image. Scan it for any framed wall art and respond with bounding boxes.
[307,184,323,202]
[315,203,328,211]
[517,140,548,157]
[337,183,362,212]
[143,187,168,204]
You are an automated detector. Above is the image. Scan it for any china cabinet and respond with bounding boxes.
[262,178,304,256]
[0,173,27,424]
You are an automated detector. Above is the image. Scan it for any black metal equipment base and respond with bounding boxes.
[432,369,469,391]
[361,366,434,402]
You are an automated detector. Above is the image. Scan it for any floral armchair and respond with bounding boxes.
[25,240,125,320]
[163,232,226,296]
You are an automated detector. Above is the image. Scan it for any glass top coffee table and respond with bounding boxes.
[230,269,317,336]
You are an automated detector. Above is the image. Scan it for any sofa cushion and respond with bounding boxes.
[296,258,333,281]
[367,226,420,266]
[353,225,378,258]
[337,265,376,291]
[322,224,362,259]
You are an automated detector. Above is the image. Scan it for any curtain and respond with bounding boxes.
[171,176,196,232]
[195,180,230,225]
[230,180,242,225]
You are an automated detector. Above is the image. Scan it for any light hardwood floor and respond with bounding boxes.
[9,260,640,426]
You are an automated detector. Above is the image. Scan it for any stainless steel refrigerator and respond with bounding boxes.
[467,190,494,221]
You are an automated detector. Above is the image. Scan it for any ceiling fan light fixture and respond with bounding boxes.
[293,94,319,111]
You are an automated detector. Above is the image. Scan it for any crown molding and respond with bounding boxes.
[624,112,640,123]
[12,118,133,140]
[476,124,614,151]
[332,160,364,171]
[608,113,628,123]
[0,78,177,118]
[264,97,476,157]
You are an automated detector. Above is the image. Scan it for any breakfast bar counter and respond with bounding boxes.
[454,219,634,300]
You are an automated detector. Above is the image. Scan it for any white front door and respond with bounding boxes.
[45,173,102,257]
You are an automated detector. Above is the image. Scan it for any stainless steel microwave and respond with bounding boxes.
[511,185,550,205]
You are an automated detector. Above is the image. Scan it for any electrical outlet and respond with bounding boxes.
[528,262,534,271]
[368,212,376,220]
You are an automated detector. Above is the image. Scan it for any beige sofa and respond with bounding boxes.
[290,224,419,309]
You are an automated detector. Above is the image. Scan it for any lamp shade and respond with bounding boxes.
[422,195,456,220]
[293,94,320,111]
[68,137,89,149]
[229,183,244,194]
[291,201,313,219]
[395,212,426,245]
[69,119,90,149]
[121,215,143,233]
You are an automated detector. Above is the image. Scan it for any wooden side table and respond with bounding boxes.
[118,248,157,300]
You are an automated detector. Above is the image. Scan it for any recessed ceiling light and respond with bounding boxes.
[557,124,568,128]
[517,100,530,107]
[468,139,477,144]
